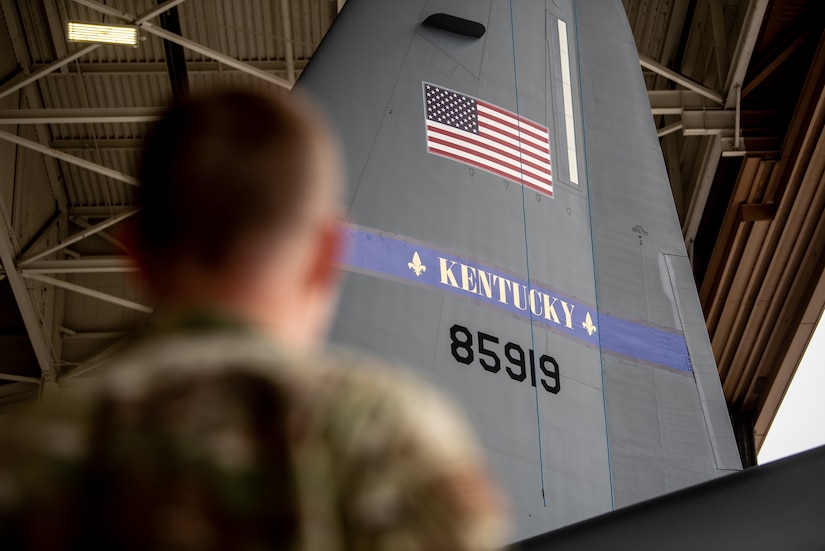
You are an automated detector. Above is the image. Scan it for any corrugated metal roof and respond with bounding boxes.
[0,0,341,396]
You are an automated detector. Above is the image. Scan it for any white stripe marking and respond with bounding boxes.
[428,142,553,192]
[558,18,579,185]
[477,106,550,148]
[428,122,551,172]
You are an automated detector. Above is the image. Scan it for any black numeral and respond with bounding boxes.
[448,324,560,395]
[539,355,561,394]
[449,324,474,365]
[477,332,500,373]
[505,342,526,382]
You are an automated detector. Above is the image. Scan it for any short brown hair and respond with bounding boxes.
[136,89,324,271]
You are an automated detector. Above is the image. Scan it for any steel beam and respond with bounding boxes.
[21,257,136,274]
[684,135,724,250]
[71,0,188,25]
[647,91,740,138]
[708,0,730,86]
[724,0,770,108]
[649,0,690,92]
[0,130,138,186]
[0,374,41,384]
[681,110,737,136]
[0,2,70,376]
[60,327,128,340]
[735,85,741,149]
[140,22,293,90]
[0,108,163,125]
[69,205,134,216]
[639,54,724,105]
[0,44,99,102]
[52,138,145,150]
[0,0,189,102]
[664,133,684,220]
[649,90,720,115]
[71,0,131,20]
[58,340,122,381]
[21,273,153,314]
[1,0,69,212]
[75,0,289,90]
[134,0,188,25]
[657,121,683,138]
[19,213,61,258]
[157,1,190,98]
[31,59,308,75]
[0,199,56,379]
[279,0,296,83]
[70,216,129,252]
[44,0,70,75]
[19,208,138,266]
[36,0,70,364]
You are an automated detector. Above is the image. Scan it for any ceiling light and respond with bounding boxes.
[67,21,139,47]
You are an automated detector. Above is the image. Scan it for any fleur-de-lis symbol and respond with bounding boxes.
[582,312,597,336]
[408,251,426,277]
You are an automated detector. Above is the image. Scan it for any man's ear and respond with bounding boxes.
[306,216,344,293]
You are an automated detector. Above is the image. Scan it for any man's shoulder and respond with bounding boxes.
[0,331,509,549]
[73,328,440,436]
[100,327,483,468]
[94,327,422,402]
[300,349,510,549]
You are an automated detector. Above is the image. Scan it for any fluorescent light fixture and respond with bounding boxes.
[67,21,139,47]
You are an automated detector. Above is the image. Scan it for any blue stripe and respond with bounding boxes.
[341,225,692,373]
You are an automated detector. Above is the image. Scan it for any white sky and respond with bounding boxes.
[757,313,825,463]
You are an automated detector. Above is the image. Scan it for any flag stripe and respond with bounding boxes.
[427,142,553,192]
[478,100,548,135]
[477,121,551,156]
[427,135,552,185]
[426,121,551,184]
[427,125,551,178]
[427,121,551,168]
[477,105,548,144]
[428,146,553,194]
[424,83,552,197]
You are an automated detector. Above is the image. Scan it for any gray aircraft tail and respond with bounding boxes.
[296,0,741,540]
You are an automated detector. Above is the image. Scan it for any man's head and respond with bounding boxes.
[133,89,344,349]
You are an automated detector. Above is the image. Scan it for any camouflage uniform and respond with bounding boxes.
[0,314,508,550]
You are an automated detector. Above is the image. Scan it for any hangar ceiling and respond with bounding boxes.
[0,0,338,406]
[0,0,822,464]
[625,0,825,463]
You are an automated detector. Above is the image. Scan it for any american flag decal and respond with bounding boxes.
[424,83,553,197]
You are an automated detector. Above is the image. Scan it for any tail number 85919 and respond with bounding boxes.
[449,324,560,394]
